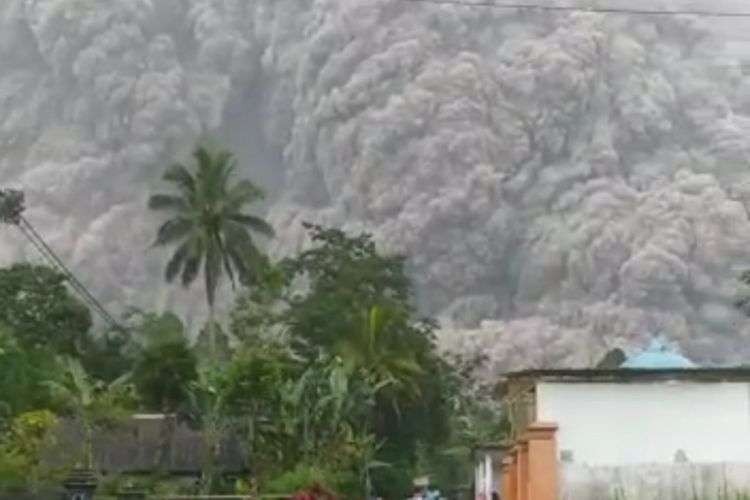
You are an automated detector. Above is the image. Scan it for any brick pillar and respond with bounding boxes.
[516,440,529,500]
[524,422,558,500]
[502,455,517,500]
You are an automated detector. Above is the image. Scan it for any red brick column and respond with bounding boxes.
[502,455,517,500]
[516,440,529,500]
[524,422,558,500]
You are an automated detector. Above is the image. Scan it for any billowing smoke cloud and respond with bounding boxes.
[3,0,750,375]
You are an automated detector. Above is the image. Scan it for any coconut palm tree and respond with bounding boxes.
[148,145,274,359]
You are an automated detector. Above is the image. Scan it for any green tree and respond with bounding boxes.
[229,261,288,347]
[272,352,377,498]
[281,223,410,351]
[131,312,198,413]
[149,144,274,360]
[229,224,464,498]
[77,330,133,383]
[0,264,92,355]
[221,344,293,488]
[0,325,61,419]
[414,351,509,494]
[121,311,199,473]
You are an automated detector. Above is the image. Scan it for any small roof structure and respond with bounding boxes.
[46,415,248,476]
[621,337,696,369]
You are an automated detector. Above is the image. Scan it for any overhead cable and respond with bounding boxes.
[404,0,750,17]
[19,216,125,332]
[0,189,125,332]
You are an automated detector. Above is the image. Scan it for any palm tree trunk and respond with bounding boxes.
[200,419,220,494]
[84,422,94,470]
[208,301,216,364]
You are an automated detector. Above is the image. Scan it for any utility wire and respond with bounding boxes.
[404,0,750,17]
[18,218,123,331]
[0,189,125,332]
[18,216,125,332]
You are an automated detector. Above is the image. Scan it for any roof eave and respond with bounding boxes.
[501,367,750,384]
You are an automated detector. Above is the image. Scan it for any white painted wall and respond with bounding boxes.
[561,463,750,500]
[473,452,502,499]
[474,455,485,500]
[536,382,750,466]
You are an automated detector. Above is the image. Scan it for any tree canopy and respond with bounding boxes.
[0,263,92,356]
[0,204,501,498]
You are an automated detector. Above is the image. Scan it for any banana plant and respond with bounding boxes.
[44,357,135,470]
[333,306,425,416]
[185,368,233,494]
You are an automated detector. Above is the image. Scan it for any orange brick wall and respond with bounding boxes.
[501,422,558,500]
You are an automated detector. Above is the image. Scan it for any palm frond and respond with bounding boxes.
[228,213,275,237]
[227,180,265,208]
[163,163,195,194]
[109,372,133,388]
[148,194,188,212]
[181,250,203,288]
[226,247,249,283]
[44,357,94,410]
[214,150,236,184]
[153,218,193,246]
[165,239,192,283]
[389,357,424,376]
[66,357,94,406]
[220,157,237,190]
[368,306,384,354]
[223,220,264,283]
[217,235,236,289]
[193,146,213,176]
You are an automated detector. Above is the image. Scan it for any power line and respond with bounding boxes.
[18,217,124,331]
[19,216,125,332]
[404,0,750,17]
[0,189,125,332]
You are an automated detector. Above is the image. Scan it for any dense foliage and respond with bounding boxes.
[0,145,504,499]
[0,264,91,355]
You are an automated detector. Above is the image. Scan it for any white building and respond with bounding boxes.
[499,339,750,500]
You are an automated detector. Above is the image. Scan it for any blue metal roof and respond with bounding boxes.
[621,337,696,369]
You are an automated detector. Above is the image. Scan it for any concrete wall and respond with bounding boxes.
[536,382,750,466]
[560,463,750,500]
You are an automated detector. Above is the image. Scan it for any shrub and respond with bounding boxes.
[291,482,338,500]
[0,410,59,492]
[262,464,351,497]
